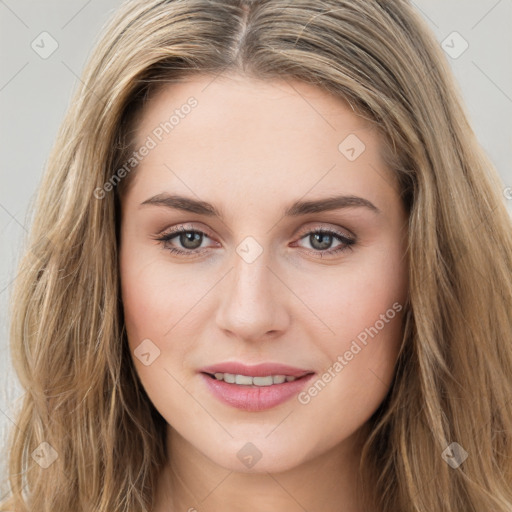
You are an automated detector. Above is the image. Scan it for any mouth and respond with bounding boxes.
[199,362,316,411]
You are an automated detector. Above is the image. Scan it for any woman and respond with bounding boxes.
[2,0,511,511]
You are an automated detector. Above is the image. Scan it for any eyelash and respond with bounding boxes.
[153,225,356,259]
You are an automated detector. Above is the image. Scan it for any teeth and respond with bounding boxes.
[212,373,297,386]
[252,376,274,386]
[235,374,253,385]
[223,373,236,384]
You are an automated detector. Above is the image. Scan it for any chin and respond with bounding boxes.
[201,436,312,474]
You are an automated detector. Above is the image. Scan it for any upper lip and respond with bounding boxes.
[200,362,314,378]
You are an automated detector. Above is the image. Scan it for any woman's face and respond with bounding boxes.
[119,73,409,473]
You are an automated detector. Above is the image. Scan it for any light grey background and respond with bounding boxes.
[0,0,511,487]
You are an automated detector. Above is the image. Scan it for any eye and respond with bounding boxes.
[153,225,217,258]
[153,224,356,258]
[292,227,356,257]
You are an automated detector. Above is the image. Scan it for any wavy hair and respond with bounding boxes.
[2,0,512,510]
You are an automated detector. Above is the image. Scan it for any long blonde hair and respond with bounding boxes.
[2,0,512,510]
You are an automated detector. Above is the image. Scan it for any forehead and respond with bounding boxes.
[135,73,374,145]
[125,73,399,213]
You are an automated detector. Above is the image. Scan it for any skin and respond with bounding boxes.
[119,73,409,512]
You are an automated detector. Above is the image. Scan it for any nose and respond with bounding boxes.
[215,247,290,342]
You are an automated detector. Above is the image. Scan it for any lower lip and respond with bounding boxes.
[200,373,315,412]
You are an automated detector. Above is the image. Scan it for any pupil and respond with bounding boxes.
[311,233,332,250]
[181,231,202,249]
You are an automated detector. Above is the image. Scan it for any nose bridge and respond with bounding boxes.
[215,238,288,340]
[232,246,272,302]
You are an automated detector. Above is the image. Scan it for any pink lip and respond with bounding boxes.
[200,361,312,378]
[199,362,315,412]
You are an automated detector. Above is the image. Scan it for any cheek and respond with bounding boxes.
[119,247,196,410]
[119,243,213,400]
[294,239,407,405]
[120,244,193,344]
[298,238,407,352]
[293,241,407,432]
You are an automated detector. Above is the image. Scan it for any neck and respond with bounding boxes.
[153,423,373,512]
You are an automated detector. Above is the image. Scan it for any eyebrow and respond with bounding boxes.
[140,193,381,218]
